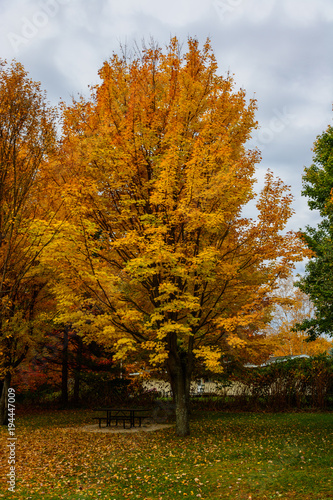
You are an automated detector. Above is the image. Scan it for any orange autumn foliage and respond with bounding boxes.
[0,60,57,374]
[0,60,59,424]
[44,38,310,435]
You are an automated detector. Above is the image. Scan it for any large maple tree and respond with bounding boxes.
[51,38,308,435]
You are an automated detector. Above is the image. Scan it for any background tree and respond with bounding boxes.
[295,124,333,339]
[12,326,115,407]
[265,277,332,356]
[0,60,57,424]
[49,38,308,435]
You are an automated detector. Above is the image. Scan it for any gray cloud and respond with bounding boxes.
[1,0,332,274]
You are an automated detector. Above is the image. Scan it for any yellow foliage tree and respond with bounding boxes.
[0,60,57,424]
[48,38,309,435]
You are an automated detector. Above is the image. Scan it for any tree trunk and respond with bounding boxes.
[73,335,83,406]
[0,372,12,425]
[173,367,191,436]
[167,335,193,437]
[61,327,69,407]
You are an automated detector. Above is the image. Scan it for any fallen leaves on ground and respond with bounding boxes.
[0,411,332,499]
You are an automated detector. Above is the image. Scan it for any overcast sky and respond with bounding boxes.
[1,0,332,274]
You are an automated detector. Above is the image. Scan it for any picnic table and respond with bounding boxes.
[93,407,152,429]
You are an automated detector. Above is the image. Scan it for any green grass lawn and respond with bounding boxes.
[0,409,332,499]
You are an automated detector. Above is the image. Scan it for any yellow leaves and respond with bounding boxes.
[156,321,192,338]
[158,281,179,298]
[216,302,266,334]
[113,337,137,360]
[225,333,247,349]
[118,308,144,325]
[256,171,295,233]
[142,340,168,365]
[34,37,312,384]
[124,254,157,282]
[193,346,224,374]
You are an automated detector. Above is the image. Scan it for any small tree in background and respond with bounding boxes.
[265,277,332,356]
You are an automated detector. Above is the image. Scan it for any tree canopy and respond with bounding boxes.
[40,38,309,435]
[0,60,57,424]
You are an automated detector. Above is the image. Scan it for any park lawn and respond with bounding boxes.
[0,409,332,499]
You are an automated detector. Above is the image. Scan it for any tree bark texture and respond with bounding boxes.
[61,327,69,407]
[0,372,11,425]
[73,335,83,406]
[167,334,193,436]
